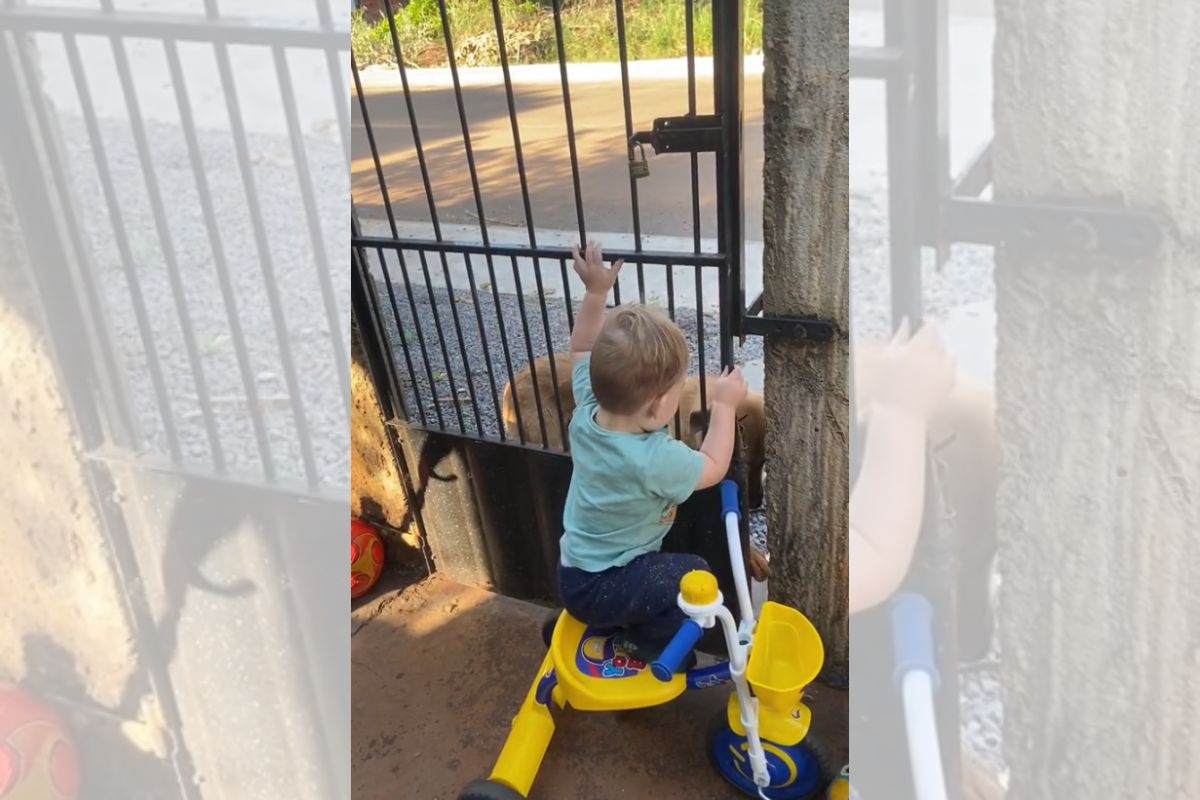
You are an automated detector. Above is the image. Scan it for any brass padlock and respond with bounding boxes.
[629,143,649,179]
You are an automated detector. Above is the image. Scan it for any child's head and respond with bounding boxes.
[591,305,689,428]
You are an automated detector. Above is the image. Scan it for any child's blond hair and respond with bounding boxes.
[590,305,689,414]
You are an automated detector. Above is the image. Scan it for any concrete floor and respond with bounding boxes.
[351,573,847,800]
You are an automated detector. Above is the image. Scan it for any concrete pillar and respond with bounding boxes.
[761,0,850,682]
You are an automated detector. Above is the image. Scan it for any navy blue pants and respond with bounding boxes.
[558,551,709,652]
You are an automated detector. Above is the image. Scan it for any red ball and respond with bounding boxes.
[0,685,79,799]
[351,518,386,600]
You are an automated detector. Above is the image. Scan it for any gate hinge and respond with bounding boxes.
[630,114,724,154]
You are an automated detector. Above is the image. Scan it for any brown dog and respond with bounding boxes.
[500,354,768,510]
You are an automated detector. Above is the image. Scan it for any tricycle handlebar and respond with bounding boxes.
[651,619,704,682]
[720,479,741,521]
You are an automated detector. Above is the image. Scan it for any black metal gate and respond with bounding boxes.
[348,0,823,642]
[0,3,349,797]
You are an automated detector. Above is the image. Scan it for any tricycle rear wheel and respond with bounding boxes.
[458,778,526,800]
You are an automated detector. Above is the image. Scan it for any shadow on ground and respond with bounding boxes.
[351,575,847,800]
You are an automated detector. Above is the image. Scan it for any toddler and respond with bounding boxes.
[556,241,747,664]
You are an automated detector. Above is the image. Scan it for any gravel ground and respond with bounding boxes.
[60,114,350,489]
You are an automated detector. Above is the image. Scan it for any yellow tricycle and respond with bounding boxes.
[459,481,834,799]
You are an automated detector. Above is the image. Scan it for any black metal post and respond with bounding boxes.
[914,0,951,267]
[886,2,962,796]
[712,0,745,369]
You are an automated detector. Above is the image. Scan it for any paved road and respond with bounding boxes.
[352,68,766,241]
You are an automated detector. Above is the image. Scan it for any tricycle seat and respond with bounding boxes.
[548,612,687,712]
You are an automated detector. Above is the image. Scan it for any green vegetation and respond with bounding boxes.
[351,0,764,69]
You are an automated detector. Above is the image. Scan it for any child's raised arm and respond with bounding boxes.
[695,367,749,490]
[568,241,624,362]
[849,320,955,613]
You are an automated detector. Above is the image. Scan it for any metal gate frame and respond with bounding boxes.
[349,0,841,652]
[0,4,350,798]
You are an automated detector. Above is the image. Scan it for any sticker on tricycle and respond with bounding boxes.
[576,633,648,679]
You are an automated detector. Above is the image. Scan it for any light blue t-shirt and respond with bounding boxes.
[559,356,705,573]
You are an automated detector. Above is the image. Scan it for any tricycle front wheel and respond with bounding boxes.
[706,709,833,799]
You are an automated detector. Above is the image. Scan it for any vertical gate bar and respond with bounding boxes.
[108,31,226,469]
[558,257,575,331]
[382,0,443,238]
[464,252,506,436]
[551,0,588,251]
[62,34,183,462]
[712,0,745,369]
[313,0,351,170]
[417,250,467,431]
[484,259,524,444]
[351,52,400,237]
[165,39,276,479]
[381,14,524,442]
[434,0,564,443]
[393,247,446,429]
[666,261,683,439]
[915,0,950,263]
[387,0,505,435]
[211,35,320,486]
[428,0,507,433]
[536,284,568,450]
[422,209,484,434]
[685,0,707,410]
[369,245,427,426]
[694,266,708,381]
[884,0,921,328]
[508,255,550,446]
[353,246,413,424]
[490,0,568,448]
[613,0,644,303]
[272,45,352,427]
[7,31,140,448]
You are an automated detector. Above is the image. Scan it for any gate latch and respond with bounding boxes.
[630,114,724,155]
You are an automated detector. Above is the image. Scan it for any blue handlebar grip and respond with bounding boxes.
[890,593,940,690]
[651,619,705,682]
[720,480,741,521]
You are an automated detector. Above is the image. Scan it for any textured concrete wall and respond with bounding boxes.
[0,182,137,708]
[350,323,417,550]
[761,0,850,681]
[993,1,1200,794]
